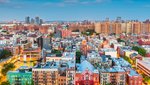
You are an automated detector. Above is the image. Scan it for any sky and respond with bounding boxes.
[0,0,150,21]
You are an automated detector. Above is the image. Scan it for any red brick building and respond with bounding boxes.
[75,60,99,85]
[126,69,143,85]
[61,29,72,38]
[138,39,150,45]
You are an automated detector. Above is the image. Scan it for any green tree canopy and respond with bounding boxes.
[51,49,62,57]
[117,38,125,42]
[76,51,82,63]
[1,63,15,76]
[0,50,12,59]
[132,46,146,56]
[1,81,10,85]
[82,29,95,36]
[123,56,133,64]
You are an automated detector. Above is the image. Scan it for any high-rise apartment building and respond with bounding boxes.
[126,22,132,34]
[132,22,142,34]
[143,21,150,33]
[94,22,110,34]
[112,22,122,34]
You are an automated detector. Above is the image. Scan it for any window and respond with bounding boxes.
[120,75,124,80]
[86,75,89,80]
[95,77,97,80]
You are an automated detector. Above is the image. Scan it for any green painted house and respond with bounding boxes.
[7,66,32,85]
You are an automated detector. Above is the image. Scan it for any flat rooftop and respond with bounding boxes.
[138,58,150,70]
[128,69,140,76]
[34,61,59,69]
[100,66,125,73]
[112,58,131,67]
[120,46,132,51]
[101,48,116,52]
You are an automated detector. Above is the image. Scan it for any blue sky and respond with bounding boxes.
[0,0,150,21]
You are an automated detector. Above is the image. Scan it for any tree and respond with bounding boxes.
[76,51,82,63]
[0,50,12,59]
[0,76,2,82]
[52,49,62,57]
[1,30,7,33]
[117,38,125,42]
[31,79,34,85]
[1,63,15,76]
[81,29,95,36]
[142,73,150,84]
[123,56,133,64]
[1,81,10,85]
[49,33,54,37]
[132,46,146,56]
[105,83,113,85]
[138,48,146,56]
[132,46,139,51]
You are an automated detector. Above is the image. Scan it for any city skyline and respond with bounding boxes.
[0,0,150,21]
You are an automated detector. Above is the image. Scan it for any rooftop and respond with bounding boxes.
[34,61,59,69]
[33,60,75,70]
[112,58,131,67]
[100,66,125,73]
[77,60,95,72]
[138,58,150,70]
[7,66,32,74]
[128,69,140,76]
[120,46,132,51]
[101,48,116,52]
[62,52,75,58]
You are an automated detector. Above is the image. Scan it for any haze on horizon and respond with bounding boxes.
[0,0,150,21]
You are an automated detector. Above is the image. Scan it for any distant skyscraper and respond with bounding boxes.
[106,17,109,22]
[31,18,35,24]
[39,19,43,25]
[25,16,30,24]
[35,16,40,25]
[116,17,122,22]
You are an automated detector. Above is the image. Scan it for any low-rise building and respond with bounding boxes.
[99,66,126,85]
[7,66,32,85]
[32,60,75,85]
[46,52,75,62]
[75,60,99,85]
[118,46,138,57]
[100,48,117,58]
[126,69,143,85]
[87,51,101,64]
[141,45,150,53]
[20,47,41,62]
[138,39,150,45]
[136,58,150,76]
